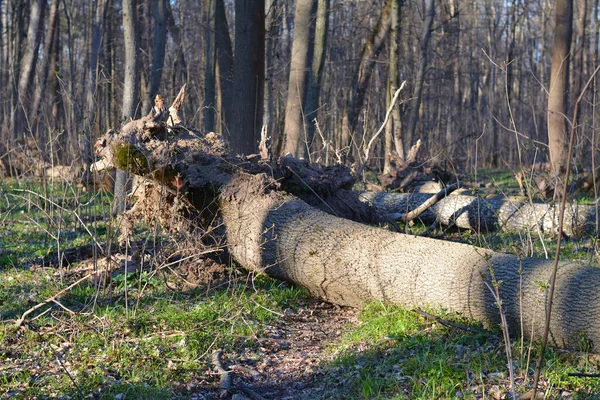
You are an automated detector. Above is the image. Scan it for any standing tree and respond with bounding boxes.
[81,0,107,180]
[113,0,140,216]
[229,0,265,155]
[204,0,217,132]
[303,0,330,160]
[148,0,167,111]
[10,0,46,142]
[547,0,573,180]
[31,0,59,137]
[345,1,392,136]
[405,0,435,148]
[384,0,403,174]
[282,0,315,158]
[214,0,234,135]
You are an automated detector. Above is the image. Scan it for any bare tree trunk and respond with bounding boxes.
[7,0,26,148]
[548,0,573,179]
[282,0,315,158]
[149,0,167,107]
[264,0,281,152]
[11,0,46,142]
[114,0,140,216]
[405,0,435,147]
[215,0,233,134]
[31,0,59,138]
[203,0,216,132]
[230,0,265,155]
[303,0,329,160]
[166,0,187,93]
[384,0,403,174]
[48,6,62,157]
[346,1,392,135]
[122,0,140,120]
[79,0,107,179]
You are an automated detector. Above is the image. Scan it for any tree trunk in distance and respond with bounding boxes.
[360,190,600,238]
[346,1,392,134]
[384,0,403,174]
[166,0,188,92]
[547,0,573,179]
[11,0,46,141]
[149,0,167,108]
[215,0,233,134]
[282,0,315,158]
[31,0,59,136]
[204,0,217,132]
[405,0,435,148]
[48,8,62,153]
[80,0,107,179]
[303,0,329,160]
[229,0,265,155]
[114,0,140,216]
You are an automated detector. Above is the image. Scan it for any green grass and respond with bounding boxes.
[0,178,113,266]
[0,179,309,398]
[317,302,600,399]
[0,267,307,398]
[3,175,600,399]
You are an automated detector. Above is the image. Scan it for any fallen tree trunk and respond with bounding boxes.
[96,88,600,351]
[360,191,600,238]
[222,173,599,350]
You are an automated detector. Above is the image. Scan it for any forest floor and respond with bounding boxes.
[2,175,600,399]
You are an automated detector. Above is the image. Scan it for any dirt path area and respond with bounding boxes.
[196,300,359,400]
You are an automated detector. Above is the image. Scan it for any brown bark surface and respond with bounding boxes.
[547,0,573,177]
[282,0,315,158]
[230,0,265,155]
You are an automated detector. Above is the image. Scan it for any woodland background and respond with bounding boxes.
[0,0,595,176]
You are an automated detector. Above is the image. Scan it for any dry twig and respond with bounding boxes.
[14,273,94,328]
[400,181,462,223]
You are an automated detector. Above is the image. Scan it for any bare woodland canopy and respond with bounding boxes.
[0,0,596,171]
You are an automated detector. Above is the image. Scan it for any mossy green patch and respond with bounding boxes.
[113,142,151,176]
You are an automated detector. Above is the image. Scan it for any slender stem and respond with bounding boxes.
[531,64,600,396]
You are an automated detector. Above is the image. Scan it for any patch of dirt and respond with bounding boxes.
[192,299,359,400]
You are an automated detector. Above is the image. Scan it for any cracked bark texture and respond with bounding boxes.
[221,174,600,350]
[360,191,600,238]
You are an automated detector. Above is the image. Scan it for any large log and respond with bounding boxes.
[221,173,599,350]
[96,89,600,351]
[360,191,600,238]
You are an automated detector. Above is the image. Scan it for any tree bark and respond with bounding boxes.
[222,174,597,351]
[114,0,140,216]
[547,0,573,178]
[345,1,392,135]
[149,0,167,108]
[360,191,600,238]
[166,0,188,92]
[384,0,403,174]
[204,0,217,132]
[31,0,59,136]
[215,0,233,134]
[303,0,329,160]
[230,0,265,155]
[405,0,435,147]
[82,0,107,177]
[11,0,46,141]
[282,0,315,158]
